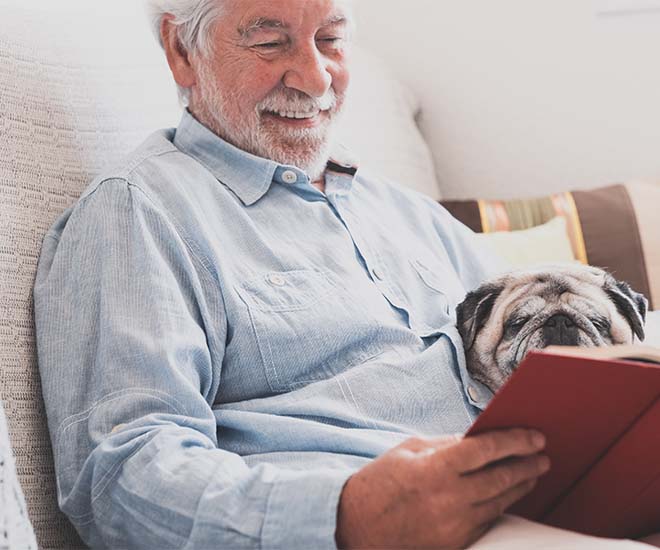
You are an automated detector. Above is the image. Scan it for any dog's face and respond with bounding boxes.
[456,265,648,393]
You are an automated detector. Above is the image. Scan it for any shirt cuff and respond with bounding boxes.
[261,468,354,550]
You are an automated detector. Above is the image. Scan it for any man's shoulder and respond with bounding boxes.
[78,128,179,202]
[45,128,202,244]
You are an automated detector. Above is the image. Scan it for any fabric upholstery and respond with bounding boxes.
[0,3,180,548]
[441,182,660,309]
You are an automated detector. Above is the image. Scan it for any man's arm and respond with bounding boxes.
[34,179,350,549]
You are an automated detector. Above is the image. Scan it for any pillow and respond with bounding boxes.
[336,47,441,199]
[441,182,660,309]
[472,217,576,269]
[0,2,180,548]
[0,401,37,550]
[644,311,660,348]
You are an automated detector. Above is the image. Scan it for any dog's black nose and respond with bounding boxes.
[543,314,578,345]
[545,314,575,329]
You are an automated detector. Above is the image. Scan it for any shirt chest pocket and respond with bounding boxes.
[236,270,385,393]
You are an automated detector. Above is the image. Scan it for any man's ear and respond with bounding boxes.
[456,284,504,351]
[605,278,648,341]
[160,14,197,91]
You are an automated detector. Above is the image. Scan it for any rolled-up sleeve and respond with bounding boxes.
[34,178,350,549]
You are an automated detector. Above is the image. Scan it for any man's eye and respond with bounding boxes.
[317,37,343,46]
[254,42,283,49]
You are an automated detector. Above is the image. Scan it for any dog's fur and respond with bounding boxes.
[456,264,648,393]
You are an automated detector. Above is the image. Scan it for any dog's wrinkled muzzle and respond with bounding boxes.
[542,314,579,346]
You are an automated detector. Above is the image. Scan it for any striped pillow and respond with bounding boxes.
[441,183,659,309]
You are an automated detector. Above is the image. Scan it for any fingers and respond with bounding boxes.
[461,454,551,503]
[471,478,539,525]
[442,429,546,474]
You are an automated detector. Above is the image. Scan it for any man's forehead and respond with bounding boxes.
[226,0,352,33]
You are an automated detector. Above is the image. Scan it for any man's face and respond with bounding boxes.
[191,0,352,179]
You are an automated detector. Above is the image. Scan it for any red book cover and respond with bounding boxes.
[466,346,660,538]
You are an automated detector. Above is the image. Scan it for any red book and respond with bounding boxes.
[466,345,660,539]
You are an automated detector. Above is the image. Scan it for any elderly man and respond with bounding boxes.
[33,0,552,548]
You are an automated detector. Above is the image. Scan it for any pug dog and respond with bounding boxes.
[456,264,648,393]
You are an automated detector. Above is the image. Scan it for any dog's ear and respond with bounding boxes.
[605,278,648,341]
[456,283,504,351]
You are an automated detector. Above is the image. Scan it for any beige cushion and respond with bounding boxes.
[472,217,576,268]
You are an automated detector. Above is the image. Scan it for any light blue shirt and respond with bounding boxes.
[34,111,498,549]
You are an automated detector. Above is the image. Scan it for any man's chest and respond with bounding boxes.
[190,184,468,403]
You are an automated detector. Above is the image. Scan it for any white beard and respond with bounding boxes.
[192,65,344,181]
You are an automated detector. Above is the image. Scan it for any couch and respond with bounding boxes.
[1,1,659,548]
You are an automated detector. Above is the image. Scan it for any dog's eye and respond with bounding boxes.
[503,317,530,339]
[590,317,611,335]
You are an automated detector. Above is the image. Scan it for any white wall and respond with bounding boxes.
[352,0,660,199]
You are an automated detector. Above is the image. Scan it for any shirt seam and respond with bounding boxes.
[259,474,281,550]
[76,176,229,352]
[124,179,215,273]
[56,388,189,442]
[121,178,231,376]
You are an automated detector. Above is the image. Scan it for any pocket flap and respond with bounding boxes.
[410,258,447,293]
[237,270,335,312]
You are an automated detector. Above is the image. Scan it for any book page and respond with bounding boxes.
[543,345,660,364]
[471,515,657,549]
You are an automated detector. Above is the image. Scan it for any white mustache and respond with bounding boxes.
[257,89,336,114]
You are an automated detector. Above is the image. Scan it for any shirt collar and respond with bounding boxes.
[173,110,359,205]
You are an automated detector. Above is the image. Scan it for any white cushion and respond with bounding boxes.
[644,311,660,348]
[337,47,441,198]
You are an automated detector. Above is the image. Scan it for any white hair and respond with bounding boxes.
[146,0,355,106]
[146,0,223,105]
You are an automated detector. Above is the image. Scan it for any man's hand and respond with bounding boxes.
[335,429,550,549]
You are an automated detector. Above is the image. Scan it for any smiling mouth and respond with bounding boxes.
[263,109,324,120]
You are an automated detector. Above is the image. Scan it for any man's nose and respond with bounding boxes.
[282,44,333,98]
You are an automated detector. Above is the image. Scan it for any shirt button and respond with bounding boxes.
[267,274,286,286]
[372,268,384,281]
[282,170,298,184]
[467,386,480,402]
